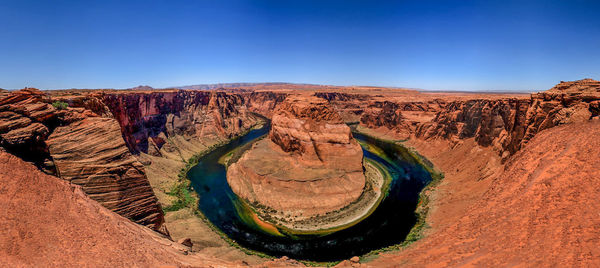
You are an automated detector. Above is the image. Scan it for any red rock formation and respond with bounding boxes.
[102,90,270,155]
[415,98,531,157]
[269,96,364,166]
[314,92,371,123]
[0,89,166,234]
[47,117,165,231]
[356,79,600,159]
[227,95,366,219]
[243,91,288,118]
[360,101,406,129]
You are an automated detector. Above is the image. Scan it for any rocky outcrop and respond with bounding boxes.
[0,89,58,172]
[418,80,600,158]
[415,98,531,157]
[360,101,406,129]
[0,89,166,234]
[314,92,371,123]
[359,100,443,139]
[227,95,366,219]
[47,117,165,232]
[357,79,600,159]
[243,91,288,118]
[103,90,259,155]
[269,96,364,167]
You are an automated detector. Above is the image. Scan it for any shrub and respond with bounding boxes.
[51,101,68,110]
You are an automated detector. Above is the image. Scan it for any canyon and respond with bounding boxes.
[1,79,600,266]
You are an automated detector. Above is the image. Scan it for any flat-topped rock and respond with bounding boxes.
[227,95,366,220]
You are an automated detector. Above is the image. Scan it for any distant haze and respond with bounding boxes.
[1,1,599,91]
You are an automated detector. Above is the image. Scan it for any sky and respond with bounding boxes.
[1,0,599,91]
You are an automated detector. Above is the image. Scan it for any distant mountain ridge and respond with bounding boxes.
[175,82,321,90]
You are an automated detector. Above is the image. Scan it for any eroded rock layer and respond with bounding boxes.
[227,95,366,219]
[47,117,164,231]
[347,79,600,159]
[0,89,165,233]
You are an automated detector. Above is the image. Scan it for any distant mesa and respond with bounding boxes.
[128,85,155,91]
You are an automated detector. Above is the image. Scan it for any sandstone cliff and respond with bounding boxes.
[103,90,259,157]
[354,79,600,159]
[0,89,166,233]
[47,117,164,231]
[227,95,366,220]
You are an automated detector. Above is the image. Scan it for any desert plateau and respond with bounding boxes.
[2,1,600,267]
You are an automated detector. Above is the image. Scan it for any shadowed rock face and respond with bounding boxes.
[227,95,366,219]
[416,79,600,159]
[352,79,600,159]
[102,90,288,157]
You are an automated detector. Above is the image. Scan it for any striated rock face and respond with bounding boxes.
[0,89,166,234]
[314,92,370,123]
[359,100,443,140]
[47,117,165,231]
[0,88,57,171]
[227,95,366,219]
[418,80,600,158]
[103,90,258,155]
[415,98,532,157]
[361,101,404,128]
[243,91,289,118]
[101,90,289,162]
[269,96,364,166]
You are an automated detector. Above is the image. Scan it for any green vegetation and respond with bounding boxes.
[51,101,68,110]
[162,174,195,212]
[161,121,276,260]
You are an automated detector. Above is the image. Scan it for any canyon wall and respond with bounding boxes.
[416,80,599,158]
[0,89,166,233]
[321,79,600,159]
[102,90,287,159]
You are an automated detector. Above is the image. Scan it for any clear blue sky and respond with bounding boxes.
[1,0,599,91]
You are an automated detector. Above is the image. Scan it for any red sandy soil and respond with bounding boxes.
[0,150,238,267]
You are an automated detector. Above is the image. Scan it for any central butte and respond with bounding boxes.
[227,95,367,227]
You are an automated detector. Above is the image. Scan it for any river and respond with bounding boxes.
[187,124,432,261]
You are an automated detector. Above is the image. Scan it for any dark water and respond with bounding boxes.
[187,125,432,261]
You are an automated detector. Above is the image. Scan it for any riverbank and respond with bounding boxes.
[138,120,270,265]
[348,126,445,262]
